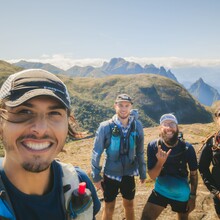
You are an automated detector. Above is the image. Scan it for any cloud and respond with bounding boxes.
[7,54,107,70]
[7,55,220,70]
[125,57,220,69]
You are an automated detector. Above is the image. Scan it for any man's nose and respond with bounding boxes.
[30,114,48,136]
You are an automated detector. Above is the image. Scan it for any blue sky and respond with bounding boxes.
[1,0,220,70]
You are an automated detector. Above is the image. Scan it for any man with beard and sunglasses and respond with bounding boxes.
[0,69,100,220]
[91,94,146,220]
[199,101,220,218]
[141,113,198,220]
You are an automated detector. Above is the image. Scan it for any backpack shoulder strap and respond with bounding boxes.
[56,161,79,210]
[155,139,188,158]
[104,119,118,149]
[0,158,16,220]
[197,132,217,154]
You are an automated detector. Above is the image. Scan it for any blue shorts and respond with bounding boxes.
[148,190,188,213]
[101,175,135,202]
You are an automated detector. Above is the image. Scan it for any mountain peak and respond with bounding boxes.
[188,78,220,106]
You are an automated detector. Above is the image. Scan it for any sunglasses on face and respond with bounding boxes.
[161,122,177,128]
[215,111,220,118]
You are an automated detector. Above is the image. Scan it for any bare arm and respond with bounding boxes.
[189,170,198,195]
[186,170,198,213]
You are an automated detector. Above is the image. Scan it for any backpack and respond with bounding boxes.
[198,130,220,166]
[0,159,93,220]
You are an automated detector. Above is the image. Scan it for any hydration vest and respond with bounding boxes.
[0,160,93,220]
[156,139,189,178]
[203,131,220,166]
[105,119,138,162]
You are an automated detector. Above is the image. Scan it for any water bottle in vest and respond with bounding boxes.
[69,182,93,219]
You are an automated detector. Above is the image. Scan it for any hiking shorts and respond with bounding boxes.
[102,175,135,202]
[148,190,188,213]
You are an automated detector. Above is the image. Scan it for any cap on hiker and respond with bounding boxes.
[160,113,178,125]
[0,69,71,109]
[115,94,133,104]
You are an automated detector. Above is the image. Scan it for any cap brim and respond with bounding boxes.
[5,89,70,109]
[115,100,133,104]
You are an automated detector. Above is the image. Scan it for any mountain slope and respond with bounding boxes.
[0,60,23,86]
[188,78,220,106]
[62,74,212,132]
[12,60,65,74]
[0,63,213,133]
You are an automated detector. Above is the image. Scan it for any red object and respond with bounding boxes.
[78,182,86,195]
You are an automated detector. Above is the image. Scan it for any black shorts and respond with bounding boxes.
[101,175,135,202]
[148,190,188,213]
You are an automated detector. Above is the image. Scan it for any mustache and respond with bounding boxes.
[17,134,51,141]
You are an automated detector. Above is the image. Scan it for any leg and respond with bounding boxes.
[101,176,119,220]
[123,198,135,220]
[120,176,136,219]
[141,202,165,220]
[177,212,189,220]
[102,200,116,220]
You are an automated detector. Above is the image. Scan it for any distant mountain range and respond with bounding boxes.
[13,57,177,81]
[12,58,220,106]
[188,78,220,106]
[0,60,215,132]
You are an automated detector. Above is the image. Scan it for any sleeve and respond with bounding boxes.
[147,141,158,170]
[75,167,101,217]
[186,143,198,171]
[91,123,106,182]
[198,141,220,195]
[136,121,147,179]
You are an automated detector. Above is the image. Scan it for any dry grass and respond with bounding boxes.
[57,122,219,220]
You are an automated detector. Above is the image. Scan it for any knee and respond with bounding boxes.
[104,201,115,214]
[123,199,134,210]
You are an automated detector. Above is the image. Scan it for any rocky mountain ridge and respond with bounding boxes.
[188,78,220,106]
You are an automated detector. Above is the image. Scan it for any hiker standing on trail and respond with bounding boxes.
[91,94,146,220]
[198,101,220,218]
[141,113,198,220]
[0,69,100,220]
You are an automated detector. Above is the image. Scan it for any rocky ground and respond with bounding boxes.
[58,122,219,220]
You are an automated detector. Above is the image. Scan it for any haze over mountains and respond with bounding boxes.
[12,57,220,106]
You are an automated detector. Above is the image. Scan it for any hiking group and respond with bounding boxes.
[0,69,219,220]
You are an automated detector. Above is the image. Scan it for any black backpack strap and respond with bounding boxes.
[155,139,188,158]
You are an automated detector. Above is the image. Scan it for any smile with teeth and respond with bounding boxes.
[23,141,52,151]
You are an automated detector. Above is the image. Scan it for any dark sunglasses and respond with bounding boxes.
[215,111,220,118]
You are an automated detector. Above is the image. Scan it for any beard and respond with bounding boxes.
[161,128,179,146]
[117,112,130,120]
[22,155,51,173]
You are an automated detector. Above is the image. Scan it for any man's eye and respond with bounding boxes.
[17,109,33,115]
[49,111,62,116]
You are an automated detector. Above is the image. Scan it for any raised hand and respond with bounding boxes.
[156,144,172,166]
